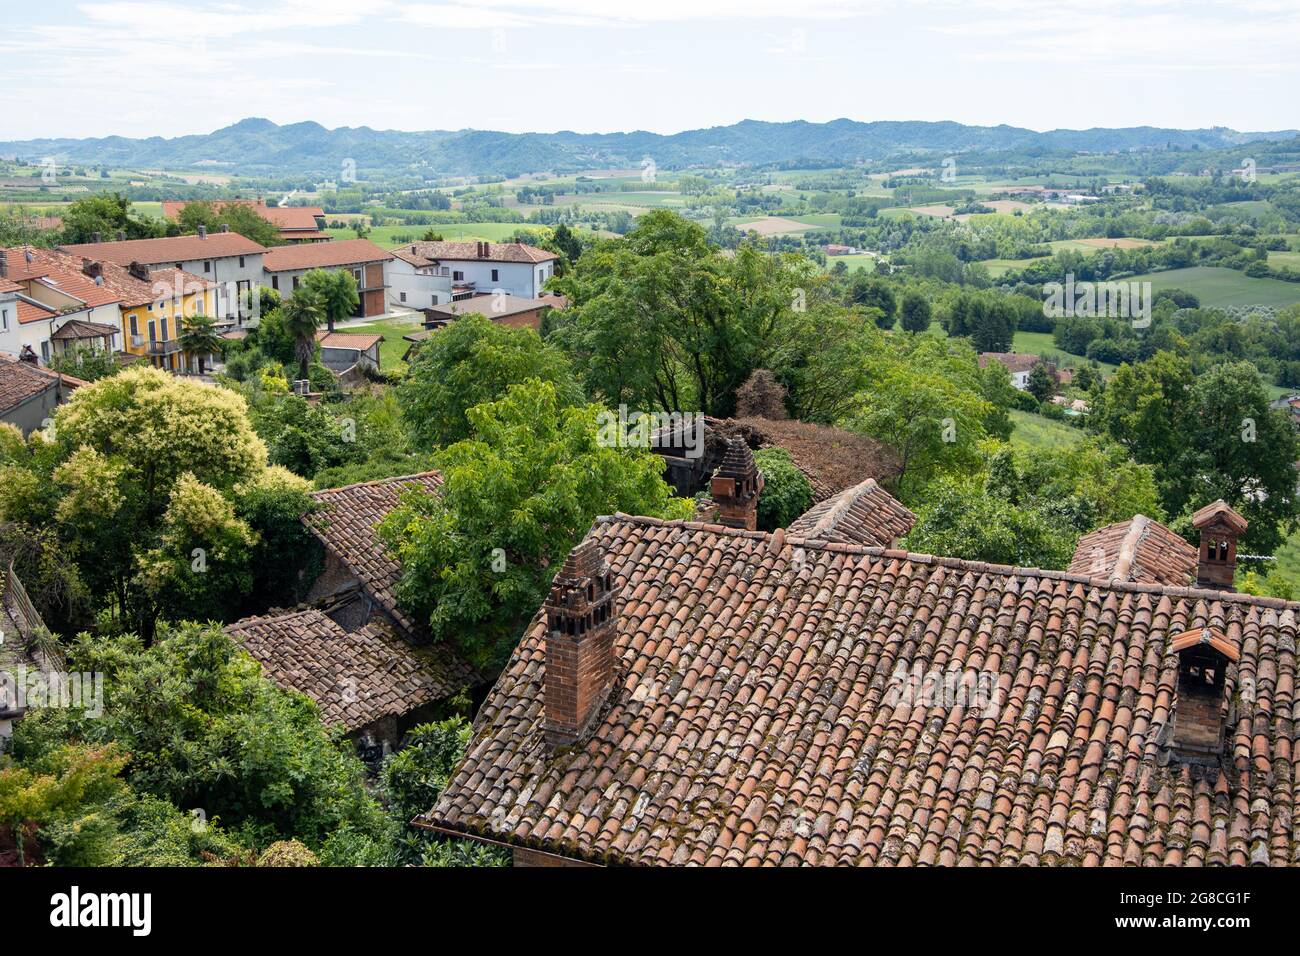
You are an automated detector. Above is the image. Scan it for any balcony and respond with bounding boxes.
[147,338,181,356]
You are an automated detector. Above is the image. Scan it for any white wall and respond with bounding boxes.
[0,293,20,357]
[388,259,453,308]
[158,253,264,323]
[426,257,554,299]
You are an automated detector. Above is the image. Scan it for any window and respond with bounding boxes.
[453,270,464,281]
[41,341,50,362]
[271,275,279,290]
[400,292,407,302]
[239,256,246,268]
[161,317,169,340]
[204,260,212,273]
[175,263,182,270]
[491,268,499,282]
[0,307,7,331]
[292,276,300,290]
[129,314,138,336]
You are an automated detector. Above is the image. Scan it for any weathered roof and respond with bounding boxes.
[227,607,473,733]
[262,238,392,272]
[0,355,65,414]
[315,330,383,351]
[1067,515,1199,587]
[50,318,120,341]
[424,513,1300,866]
[1191,500,1249,534]
[6,246,210,308]
[15,299,56,325]
[426,293,567,320]
[391,240,557,267]
[161,199,324,233]
[785,477,916,546]
[302,471,442,639]
[723,417,902,502]
[60,232,267,264]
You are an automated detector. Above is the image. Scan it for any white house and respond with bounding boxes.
[0,247,124,365]
[388,240,558,306]
[0,278,20,357]
[61,227,267,325]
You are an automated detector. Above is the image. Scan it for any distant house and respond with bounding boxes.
[0,353,88,435]
[400,293,567,359]
[388,240,558,303]
[977,351,1044,390]
[824,243,855,256]
[162,199,329,243]
[315,330,383,380]
[60,229,267,324]
[262,238,393,318]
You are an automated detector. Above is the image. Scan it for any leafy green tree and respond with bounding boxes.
[380,379,692,667]
[843,336,992,499]
[60,193,158,244]
[904,475,1076,569]
[11,623,389,859]
[302,268,359,334]
[1027,362,1057,403]
[752,448,813,531]
[899,291,933,333]
[178,313,222,374]
[848,274,897,329]
[940,291,1018,352]
[173,201,281,247]
[48,345,119,383]
[398,312,583,448]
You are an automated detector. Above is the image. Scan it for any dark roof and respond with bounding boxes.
[0,355,64,415]
[50,318,120,341]
[227,608,473,733]
[423,513,1300,866]
[723,417,902,503]
[1067,515,1199,587]
[785,477,916,546]
[1192,500,1249,534]
[425,293,567,320]
[302,472,442,639]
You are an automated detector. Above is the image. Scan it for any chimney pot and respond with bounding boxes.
[116,230,125,242]
[710,438,764,531]
[543,539,619,748]
[1169,627,1238,765]
[92,232,102,244]
[220,223,230,233]
[1191,500,1248,591]
[198,225,208,239]
[0,251,7,278]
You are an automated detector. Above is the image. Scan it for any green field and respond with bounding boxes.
[1009,409,1086,451]
[1129,266,1300,309]
[825,253,877,273]
[326,221,551,248]
[1268,250,1300,269]
[333,315,425,371]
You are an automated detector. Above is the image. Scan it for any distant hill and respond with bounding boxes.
[2,117,1296,179]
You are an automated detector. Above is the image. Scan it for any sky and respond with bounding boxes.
[3,0,1298,141]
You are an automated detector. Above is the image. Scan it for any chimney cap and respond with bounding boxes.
[1170,626,1239,663]
[1191,500,1248,534]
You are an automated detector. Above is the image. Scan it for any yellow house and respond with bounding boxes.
[89,260,216,373]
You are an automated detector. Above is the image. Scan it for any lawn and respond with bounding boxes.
[326,221,551,248]
[1010,330,1119,375]
[1128,266,1300,309]
[1008,409,1087,452]
[825,253,876,273]
[332,315,426,372]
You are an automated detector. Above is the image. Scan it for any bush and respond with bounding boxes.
[752,448,813,531]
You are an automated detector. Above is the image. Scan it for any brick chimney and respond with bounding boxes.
[128,261,150,281]
[543,539,619,748]
[1191,500,1248,590]
[710,438,764,531]
[81,260,102,280]
[1169,627,1238,765]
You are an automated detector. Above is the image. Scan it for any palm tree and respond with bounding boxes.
[281,289,324,382]
[178,313,222,375]
[302,268,360,333]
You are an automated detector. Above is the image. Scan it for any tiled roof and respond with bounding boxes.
[0,278,22,293]
[8,246,211,308]
[786,477,916,546]
[391,240,557,267]
[1192,500,1249,534]
[50,318,120,341]
[162,199,324,233]
[227,608,473,734]
[15,299,56,325]
[1067,515,1199,587]
[725,417,902,502]
[60,232,267,265]
[424,513,1300,866]
[262,238,392,272]
[315,330,383,350]
[0,354,77,414]
[302,471,442,639]
[977,352,1041,375]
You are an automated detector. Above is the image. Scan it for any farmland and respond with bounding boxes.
[1127,266,1300,308]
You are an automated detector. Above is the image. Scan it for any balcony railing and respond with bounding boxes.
[147,338,181,356]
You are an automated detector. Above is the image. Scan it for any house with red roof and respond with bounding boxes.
[0,247,124,366]
[161,199,329,244]
[388,240,558,307]
[262,238,393,318]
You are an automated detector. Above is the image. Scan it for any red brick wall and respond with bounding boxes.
[543,625,614,745]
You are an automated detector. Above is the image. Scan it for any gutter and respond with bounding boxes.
[413,820,605,868]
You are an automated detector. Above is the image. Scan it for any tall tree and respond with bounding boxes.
[301,268,359,334]
[178,313,222,375]
[280,288,324,381]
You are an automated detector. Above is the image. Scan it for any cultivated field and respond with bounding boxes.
[1128,266,1300,308]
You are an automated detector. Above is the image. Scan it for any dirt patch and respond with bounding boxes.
[1074,237,1156,249]
[907,205,955,218]
[734,216,818,236]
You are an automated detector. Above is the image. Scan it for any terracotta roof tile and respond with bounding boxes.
[1067,515,1199,587]
[786,477,915,546]
[227,608,473,733]
[302,471,442,638]
[392,240,557,267]
[423,514,1300,866]
[262,238,392,272]
[315,330,383,350]
[0,353,81,414]
[61,233,267,264]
